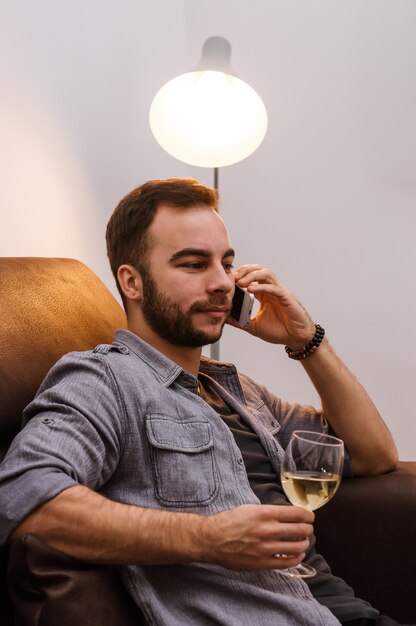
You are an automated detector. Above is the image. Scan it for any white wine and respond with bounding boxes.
[281,471,341,511]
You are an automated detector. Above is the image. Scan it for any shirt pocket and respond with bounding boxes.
[146,415,218,507]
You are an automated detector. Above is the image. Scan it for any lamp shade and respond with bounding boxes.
[149,37,268,168]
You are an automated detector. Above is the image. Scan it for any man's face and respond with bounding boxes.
[140,204,235,347]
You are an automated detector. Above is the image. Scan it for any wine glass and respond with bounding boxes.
[279,429,344,578]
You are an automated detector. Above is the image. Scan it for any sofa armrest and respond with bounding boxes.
[7,534,142,626]
[314,461,416,623]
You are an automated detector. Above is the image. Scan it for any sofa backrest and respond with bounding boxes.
[0,257,126,460]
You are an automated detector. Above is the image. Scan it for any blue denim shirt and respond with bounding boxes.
[0,329,343,625]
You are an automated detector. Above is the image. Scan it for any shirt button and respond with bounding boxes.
[41,417,55,425]
[237,458,244,465]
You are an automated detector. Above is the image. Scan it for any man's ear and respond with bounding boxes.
[117,265,143,302]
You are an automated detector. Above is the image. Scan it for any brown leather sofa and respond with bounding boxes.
[1,257,415,625]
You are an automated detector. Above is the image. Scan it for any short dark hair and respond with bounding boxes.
[106,178,218,302]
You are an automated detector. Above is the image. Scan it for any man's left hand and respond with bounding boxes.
[232,265,315,349]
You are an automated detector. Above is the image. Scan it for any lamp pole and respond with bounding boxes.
[214,166,219,191]
[211,166,220,361]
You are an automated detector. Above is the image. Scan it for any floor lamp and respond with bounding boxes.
[149,36,268,359]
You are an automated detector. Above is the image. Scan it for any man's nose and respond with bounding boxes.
[206,265,234,294]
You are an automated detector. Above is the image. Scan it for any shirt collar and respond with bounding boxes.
[113,329,237,388]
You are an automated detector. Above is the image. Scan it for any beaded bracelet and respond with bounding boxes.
[285,324,325,360]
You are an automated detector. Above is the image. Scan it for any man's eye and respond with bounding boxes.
[182,262,203,270]
[223,263,234,273]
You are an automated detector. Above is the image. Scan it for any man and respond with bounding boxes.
[0,179,400,625]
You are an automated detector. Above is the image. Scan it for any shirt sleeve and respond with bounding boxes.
[0,350,125,545]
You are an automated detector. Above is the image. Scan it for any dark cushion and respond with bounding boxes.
[314,462,416,623]
[8,534,142,626]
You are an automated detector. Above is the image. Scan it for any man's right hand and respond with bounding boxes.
[201,504,314,571]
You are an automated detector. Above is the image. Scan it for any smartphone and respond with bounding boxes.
[230,284,254,328]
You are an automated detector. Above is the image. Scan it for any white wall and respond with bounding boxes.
[1,1,415,459]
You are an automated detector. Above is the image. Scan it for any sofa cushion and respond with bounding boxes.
[8,534,141,626]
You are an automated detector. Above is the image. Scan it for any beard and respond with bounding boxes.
[140,267,230,347]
